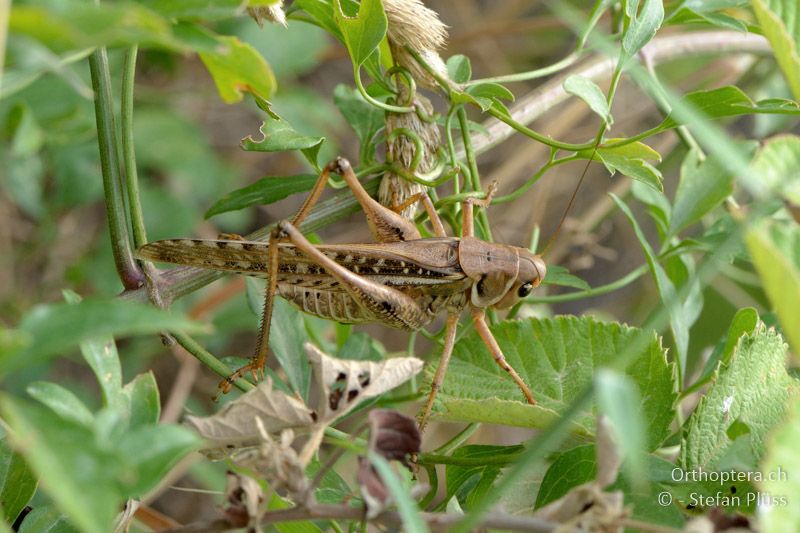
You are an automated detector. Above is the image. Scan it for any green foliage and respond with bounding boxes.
[428,316,677,450]
[4,0,800,531]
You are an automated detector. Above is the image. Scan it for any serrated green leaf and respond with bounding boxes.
[333,0,387,67]
[759,394,800,529]
[622,0,665,60]
[26,382,94,427]
[612,194,687,376]
[681,321,798,471]
[669,148,735,236]
[206,174,318,218]
[122,372,161,428]
[0,299,207,374]
[17,506,79,533]
[751,0,800,100]
[428,316,677,450]
[241,116,324,168]
[750,134,800,204]
[0,437,37,525]
[746,220,800,357]
[447,55,472,84]
[198,35,277,104]
[542,265,591,291]
[564,75,612,126]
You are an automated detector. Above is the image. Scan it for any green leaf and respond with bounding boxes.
[759,394,800,529]
[535,444,596,508]
[563,75,612,127]
[746,220,800,357]
[122,372,161,428]
[536,445,685,527]
[681,321,798,472]
[245,278,311,401]
[1,397,122,533]
[579,141,663,191]
[9,2,184,52]
[26,382,94,427]
[750,134,800,204]
[0,437,37,525]
[333,84,384,163]
[659,86,800,130]
[0,299,207,374]
[241,115,325,169]
[198,35,277,104]
[71,302,125,411]
[16,506,79,533]
[337,332,385,362]
[669,148,735,236]
[612,194,688,377]
[542,265,591,290]
[306,458,352,504]
[444,445,523,509]
[751,0,800,100]
[138,0,258,20]
[206,174,318,218]
[599,150,663,191]
[428,316,677,450]
[447,54,472,84]
[466,82,514,102]
[333,0,387,67]
[622,0,665,60]
[117,424,200,496]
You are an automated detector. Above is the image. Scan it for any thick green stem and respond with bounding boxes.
[121,45,148,249]
[89,48,144,290]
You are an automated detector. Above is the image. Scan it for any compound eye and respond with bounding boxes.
[518,282,533,298]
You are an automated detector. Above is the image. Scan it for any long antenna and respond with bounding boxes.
[540,144,599,258]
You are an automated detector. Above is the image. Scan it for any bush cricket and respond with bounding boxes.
[137,157,546,429]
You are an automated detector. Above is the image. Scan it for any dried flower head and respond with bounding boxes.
[383,0,449,88]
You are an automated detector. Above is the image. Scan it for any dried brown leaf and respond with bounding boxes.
[185,378,314,450]
[306,343,423,422]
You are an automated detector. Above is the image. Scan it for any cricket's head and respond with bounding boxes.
[458,237,546,309]
[491,247,546,310]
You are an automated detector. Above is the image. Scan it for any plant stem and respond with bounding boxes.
[463,31,772,159]
[89,47,145,290]
[528,265,648,304]
[171,331,254,393]
[121,45,148,249]
[162,503,566,533]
